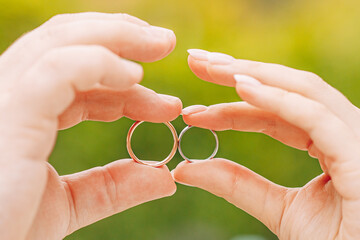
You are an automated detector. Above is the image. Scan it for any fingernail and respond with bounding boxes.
[208,52,235,65]
[147,26,175,39]
[234,74,262,86]
[182,105,208,115]
[159,94,181,104]
[187,49,209,61]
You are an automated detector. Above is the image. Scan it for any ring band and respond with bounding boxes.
[178,126,219,163]
[126,121,179,167]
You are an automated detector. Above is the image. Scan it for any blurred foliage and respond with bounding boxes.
[1,0,360,239]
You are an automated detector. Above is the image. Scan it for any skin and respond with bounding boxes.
[1,12,359,240]
[173,50,360,239]
[0,12,182,240]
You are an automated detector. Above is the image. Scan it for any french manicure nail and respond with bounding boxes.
[234,74,262,86]
[187,49,209,61]
[182,105,208,115]
[208,52,235,65]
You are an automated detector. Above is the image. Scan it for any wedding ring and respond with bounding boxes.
[178,126,219,163]
[126,121,178,167]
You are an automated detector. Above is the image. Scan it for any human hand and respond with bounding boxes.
[0,12,182,240]
[173,49,360,239]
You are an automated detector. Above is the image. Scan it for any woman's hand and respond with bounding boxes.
[173,49,360,239]
[0,12,182,240]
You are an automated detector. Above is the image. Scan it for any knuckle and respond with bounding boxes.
[101,166,118,212]
[120,13,132,19]
[247,61,264,72]
[39,48,64,73]
[301,101,329,131]
[310,101,328,116]
[83,46,114,73]
[301,71,326,89]
[261,119,278,137]
[47,46,112,75]
[275,90,295,113]
[303,71,323,82]
[88,45,113,61]
[45,13,71,25]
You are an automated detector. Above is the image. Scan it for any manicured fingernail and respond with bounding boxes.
[208,52,235,65]
[182,105,208,115]
[234,74,262,86]
[147,26,175,39]
[187,49,209,61]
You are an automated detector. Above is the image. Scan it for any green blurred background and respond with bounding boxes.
[1,0,360,239]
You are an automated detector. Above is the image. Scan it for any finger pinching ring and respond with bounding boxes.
[126,121,219,167]
[126,121,179,167]
[178,126,219,163]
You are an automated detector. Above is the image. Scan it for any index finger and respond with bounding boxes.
[186,49,360,131]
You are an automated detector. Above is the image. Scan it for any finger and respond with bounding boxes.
[2,18,175,76]
[58,85,182,129]
[61,159,176,235]
[235,76,360,200]
[173,158,289,235]
[182,102,310,150]
[16,45,143,118]
[38,20,175,62]
[187,49,360,131]
[42,12,150,27]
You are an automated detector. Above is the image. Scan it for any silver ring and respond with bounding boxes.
[126,121,179,167]
[178,126,219,163]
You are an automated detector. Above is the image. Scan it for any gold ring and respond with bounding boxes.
[126,121,179,167]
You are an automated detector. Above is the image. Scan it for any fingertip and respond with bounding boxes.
[188,56,213,81]
[158,94,183,120]
[165,29,176,56]
[166,180,177,196]
[131,160,177,197]
[133,26,176,62]
[156,164,177,197]
[181,105,209,127]
[173,159,210,179]
[182,105,208,116]
[155,28,176,60]
[160,94,182,106]
[181,107,218,130]
[235,80,259,101]
[123,60,144,88]
[156,27,176,58]
[172,160,194,185]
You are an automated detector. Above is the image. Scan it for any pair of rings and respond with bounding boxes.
[126,121,219,167]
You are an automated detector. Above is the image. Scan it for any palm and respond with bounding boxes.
[279,174,342,239]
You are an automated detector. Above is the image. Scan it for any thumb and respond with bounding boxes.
[173,158,289,234]
[61,159,176,235]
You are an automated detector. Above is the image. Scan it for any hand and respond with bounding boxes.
[173,49,360,239]
[0,12,182,240]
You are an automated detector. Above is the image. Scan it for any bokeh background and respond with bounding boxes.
[1,0,360,239]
